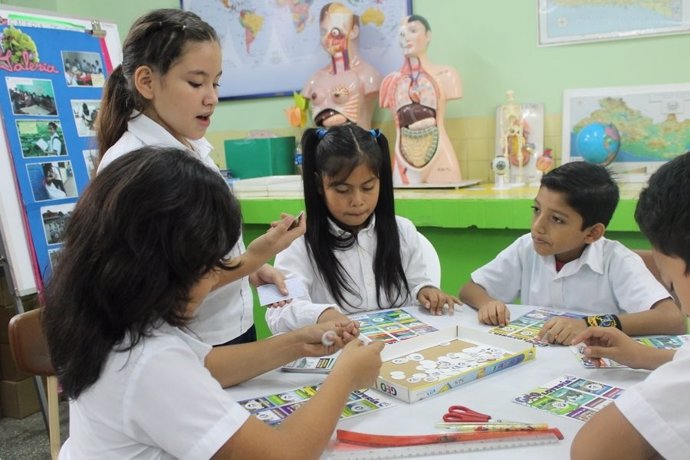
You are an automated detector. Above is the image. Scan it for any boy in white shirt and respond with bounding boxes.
[459,161,685,344]
[570,151,690,460]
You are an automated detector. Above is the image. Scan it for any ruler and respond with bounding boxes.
[325,430,563,459]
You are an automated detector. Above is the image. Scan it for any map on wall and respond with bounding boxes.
[538,0,690,45]
[562,83,690,182]
[181,0,411,99]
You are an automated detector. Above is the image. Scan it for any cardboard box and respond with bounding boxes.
[0,377,40,418]
[224,136,295,179]
[374,326,536,403]
[1,343,31,381]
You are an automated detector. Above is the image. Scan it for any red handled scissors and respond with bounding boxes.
[442,405,492,423]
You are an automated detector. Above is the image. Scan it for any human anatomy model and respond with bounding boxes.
[302,2,381,129]
[379,14,463,185]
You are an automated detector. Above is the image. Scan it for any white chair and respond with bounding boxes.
[417,232,441,286]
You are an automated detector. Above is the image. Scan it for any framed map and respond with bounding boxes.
[538,0,690,46]
[181,0,412,99]
[562,83,690,182]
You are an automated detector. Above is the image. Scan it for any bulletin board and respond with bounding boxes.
[0,7,121,295]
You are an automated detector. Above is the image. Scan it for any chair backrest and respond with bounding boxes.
[417,232,441,286]
[634,249,662,285]
[8,308,54,376]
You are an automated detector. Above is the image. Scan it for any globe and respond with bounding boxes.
[575,122,621,165]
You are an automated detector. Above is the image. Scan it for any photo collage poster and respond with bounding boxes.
[0,20,112,281]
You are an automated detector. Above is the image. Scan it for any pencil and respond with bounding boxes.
[435,422,550,432]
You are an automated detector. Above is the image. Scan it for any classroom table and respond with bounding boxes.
[225,305,650,459]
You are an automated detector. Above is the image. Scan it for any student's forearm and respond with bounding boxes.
[634,347,675,371]
[217,370,354,460]
[272,370,354,459]
[205,332,305,387]
[619,299,687,336]
[214,256,268,289]
[459,282,493,310]
[571,404,658,460]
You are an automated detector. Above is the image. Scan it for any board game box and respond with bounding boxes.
[374,326,536,403]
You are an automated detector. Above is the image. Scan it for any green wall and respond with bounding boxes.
[5,0,689,129]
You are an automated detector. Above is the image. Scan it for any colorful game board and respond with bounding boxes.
[282,309,438,373]
[238,385,393,426]
[513,375,624,422]
[489,308,584,346]
[351,308,438,344]
[571,334,690,368]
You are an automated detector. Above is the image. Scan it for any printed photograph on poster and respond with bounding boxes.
[70,99,99,137]
[48,248,63,271]
[16,119,66,157]
[82,149,98,179]
[40,202,74,245]
[26,161,77,202]
[61,51,105,87]
[6,77,57,116]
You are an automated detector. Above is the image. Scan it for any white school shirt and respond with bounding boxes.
[471,234,670,315]
[59,323,249,460]
[267,215,435,332]
[614,342,690,459]
[98,114,254,344]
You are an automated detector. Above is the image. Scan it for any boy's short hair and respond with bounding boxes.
[636,151,690,272]
[540,161,619,229]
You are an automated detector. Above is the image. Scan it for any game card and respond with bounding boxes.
[238,385,394,426]
[489,308,584,346]
[256,277,307,306]
[513,375,624,422]
[351,308,438,344]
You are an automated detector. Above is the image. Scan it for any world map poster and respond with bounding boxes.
[181,0,411,99]
[538,0,690,46]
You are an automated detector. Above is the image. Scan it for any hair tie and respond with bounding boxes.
[316,128,327,139]
[370,129,381,139]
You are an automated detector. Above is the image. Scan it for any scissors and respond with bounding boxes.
[442,405,492,423]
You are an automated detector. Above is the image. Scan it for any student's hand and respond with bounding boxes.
[538,317,587,345]
[318,309,361,341]
[331,339,385,390]
[250,264,292,308]
[477,301,510,326]
[571,327,671,370]
[246,213,306,262]
[417,287,460,316]
[249,264,286,291]
[297,320,359,357]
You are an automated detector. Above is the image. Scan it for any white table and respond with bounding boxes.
[226,305,649,459]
